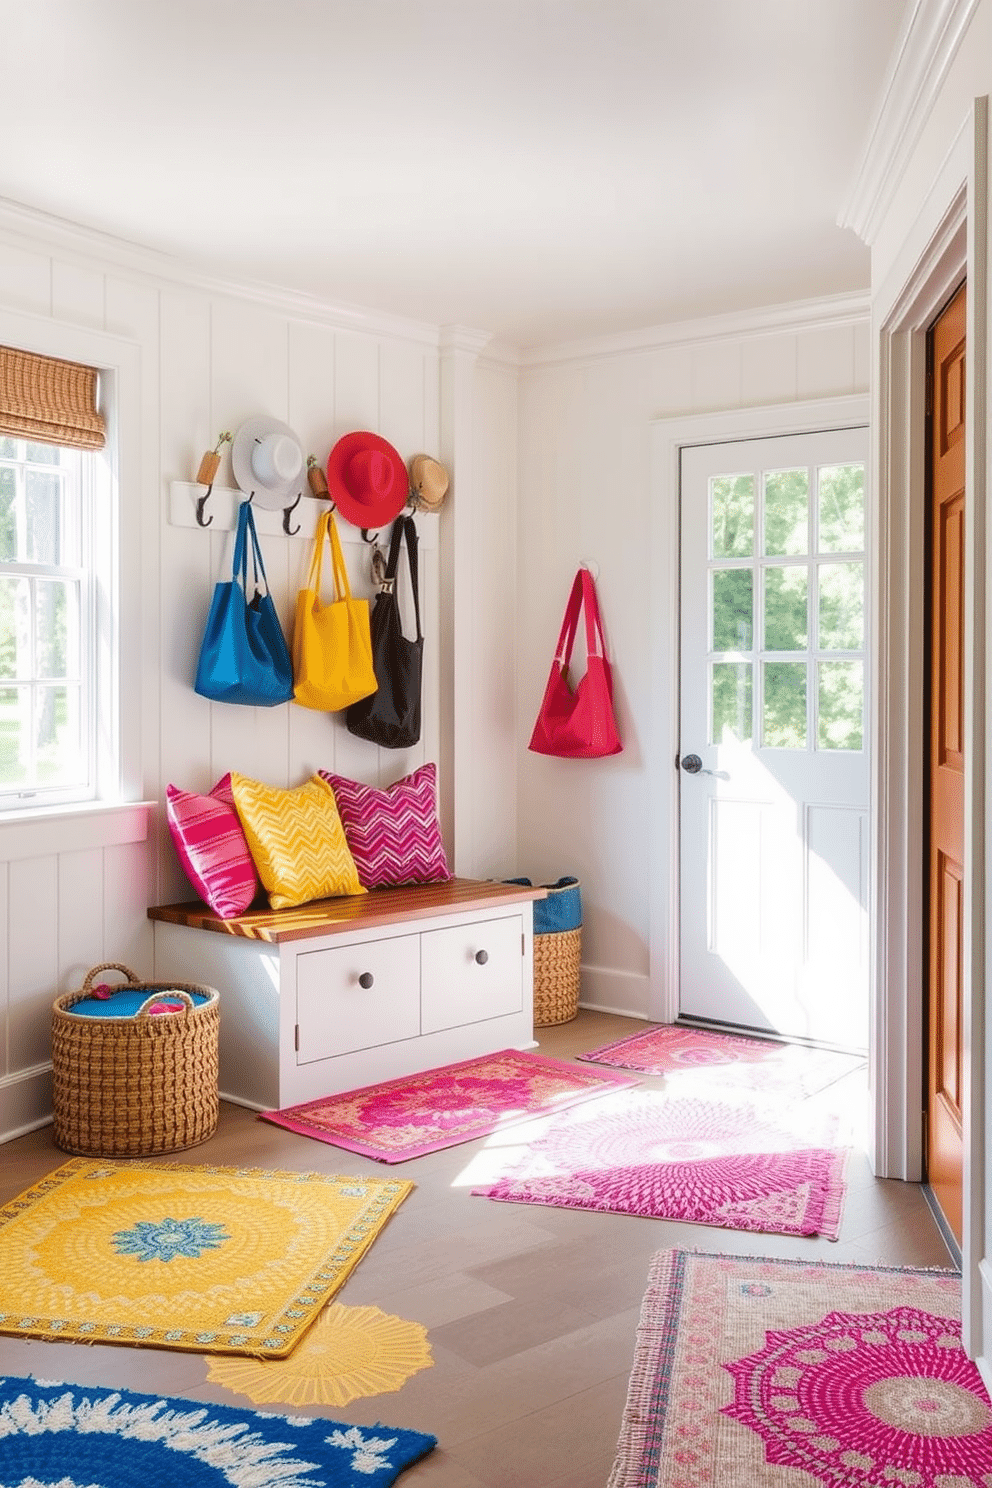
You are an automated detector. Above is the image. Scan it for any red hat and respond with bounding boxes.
[326,431,409,529]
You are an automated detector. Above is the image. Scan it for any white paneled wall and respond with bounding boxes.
[0,216,472,1141]
[516,304,870,1019]
[0,805,153,1139]
[0,203,871,1143]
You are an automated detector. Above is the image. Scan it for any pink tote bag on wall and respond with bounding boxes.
[528,567,622,759]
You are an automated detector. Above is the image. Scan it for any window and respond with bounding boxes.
[0,340,117,813]
[0,438,95,805]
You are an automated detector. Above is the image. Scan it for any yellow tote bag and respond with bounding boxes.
[292,509,378,711]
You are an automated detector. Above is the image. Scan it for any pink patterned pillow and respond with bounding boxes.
[165,772,260,918]
[318,762,451,889]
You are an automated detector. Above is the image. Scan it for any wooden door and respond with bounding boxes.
[926,279,967,1246]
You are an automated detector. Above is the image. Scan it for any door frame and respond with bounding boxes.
[873,193,967,1191]
[648,394,869,1028]
[871,99,988,1366]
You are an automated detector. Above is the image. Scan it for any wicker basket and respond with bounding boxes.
[533,926,582,1027]
[51,962,220,1158]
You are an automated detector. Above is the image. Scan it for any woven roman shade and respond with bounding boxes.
[0,344,106,451]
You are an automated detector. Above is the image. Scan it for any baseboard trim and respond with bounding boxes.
[578,966,651,1021]
[0,1063,53,1144]
[921,1183,963,1268]
[576,999,653,1022]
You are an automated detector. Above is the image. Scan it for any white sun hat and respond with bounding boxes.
[231,416,306,511]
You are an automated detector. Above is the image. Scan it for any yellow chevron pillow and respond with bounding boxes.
[230,772,365,910]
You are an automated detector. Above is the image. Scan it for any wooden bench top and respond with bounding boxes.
[148,877,547,945]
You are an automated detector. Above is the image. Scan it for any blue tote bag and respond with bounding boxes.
[194,500,294,706]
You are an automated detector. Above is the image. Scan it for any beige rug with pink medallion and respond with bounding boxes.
[608,1248,986,1488]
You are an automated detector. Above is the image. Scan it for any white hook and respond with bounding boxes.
[579,558,600,580]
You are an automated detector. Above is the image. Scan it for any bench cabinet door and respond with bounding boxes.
[420,914,524,1034]
[296,932,421,1062]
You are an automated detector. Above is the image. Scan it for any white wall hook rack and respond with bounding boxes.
[168,482,438,549]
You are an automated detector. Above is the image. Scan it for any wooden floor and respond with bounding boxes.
[0,1010,953,1487]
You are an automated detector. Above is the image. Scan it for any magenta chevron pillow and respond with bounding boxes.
[319,762,451,889]
[166,773,260,918]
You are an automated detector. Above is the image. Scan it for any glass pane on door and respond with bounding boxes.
[818,464,865,553]
[763,468,808,555]
[763,661,807,748]
[711,474,754,558]
[712,570,753,651]
[764,567,808,650]
[711,662,753,744]
[818,661,864,750]
[818,562,864,651]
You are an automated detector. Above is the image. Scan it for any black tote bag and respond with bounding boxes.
[346,515,423,748]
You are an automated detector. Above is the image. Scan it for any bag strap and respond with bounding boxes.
[404,518,422,641]
[554,568,607,667]
[244,503,271,597]
[232,499,250,585]
[233,500,269,598]
[382,515,405,582]
[579,567,607,660]
[553,571,585,667]
[382,516,422,641]
[305,509,329,594]
[326,510,352,600]
[304,509,352,602]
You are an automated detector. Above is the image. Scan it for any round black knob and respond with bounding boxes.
[681,753,703,774]
[358,972,374,989]
[474,949,489,965]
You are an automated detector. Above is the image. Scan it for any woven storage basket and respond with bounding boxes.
[51,962,220,1158]
[533,925,582,1027]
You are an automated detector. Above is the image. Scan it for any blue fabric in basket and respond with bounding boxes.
[505,876,582,934]
[69,989,211,1018]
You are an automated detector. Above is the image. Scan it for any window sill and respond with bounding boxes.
[0,799,156,861]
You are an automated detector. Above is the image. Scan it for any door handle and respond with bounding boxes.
[679,753,729,780]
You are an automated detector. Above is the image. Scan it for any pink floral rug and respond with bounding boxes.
[473,1088,849,1238]
[608,1249,982,1488]
[580,1022,865,1096]
[259,1050,637,1162]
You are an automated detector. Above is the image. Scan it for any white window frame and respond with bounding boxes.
[0,308,142,823]
[0,439,96,807]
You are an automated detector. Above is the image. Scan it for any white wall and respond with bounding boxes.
[0,210,514,1142]
[0,209,872,1143]
[516,303,870,1018]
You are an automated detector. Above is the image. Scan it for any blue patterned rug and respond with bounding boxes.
[0,1374,436,1486]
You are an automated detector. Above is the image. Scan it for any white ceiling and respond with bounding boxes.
[1,1,910,348]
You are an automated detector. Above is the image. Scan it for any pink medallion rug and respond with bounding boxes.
[580,1022,865,1097]
[259,1050,637,1162]
[608,1248,983,1488]
[473,1088,849,1238]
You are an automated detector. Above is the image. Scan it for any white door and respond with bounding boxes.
[679,428,869,1049]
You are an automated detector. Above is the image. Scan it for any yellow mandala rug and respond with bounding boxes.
[0,1158,412,1357]
[205,1304,434,1407]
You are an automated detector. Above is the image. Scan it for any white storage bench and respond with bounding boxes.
[148,878,546,1111]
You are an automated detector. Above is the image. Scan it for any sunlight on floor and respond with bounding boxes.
[448,1059,871,1191]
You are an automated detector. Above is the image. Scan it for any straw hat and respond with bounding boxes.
[231,416,306,511]
[327,431,409,528]
[408,454,450,514]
